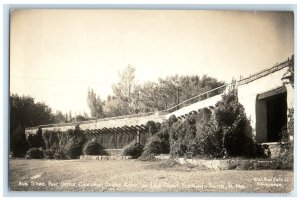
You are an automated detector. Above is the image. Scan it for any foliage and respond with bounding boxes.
[139,136,165,160]
[10,94,54,132]
[63,127,85,159]
[146,121,161,135]
[10,94,55,156]
[122,141,144,159]
[43,149,55,159]
[54,148,66,160]
[52,111,67,123]
[82,139,104,155]
[103,96,124,117]
[138,75,225,113]
[10,124,28,157]
[43,127,85,160]
[27,128,45,149]
[195,108,223,158]
[87,88,104,118]
[25,147,44,159]
[169,91,259,159]
[42,130,60,150]
[169,113,197,158]
[105,68,224,116]
[214,90,257,157]
[276,108,294,169]
[140,116,177,160]
[74,115,91,122]
[112,65,139,115]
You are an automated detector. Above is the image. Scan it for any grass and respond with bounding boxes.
[9,159,293,192]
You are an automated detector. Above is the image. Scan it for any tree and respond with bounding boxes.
[74,115,90,122]
[10,94,55,157]
[139,81,161,112]
[214,90,256,157]
[10,124,28,157]
[112,65,139,115]
[10,94,54,130]
[103,96,124,117]
[87,88,104,118]
[53,111,67,123]
[137,74,225,112]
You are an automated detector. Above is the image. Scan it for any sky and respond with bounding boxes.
[10,9,294,115]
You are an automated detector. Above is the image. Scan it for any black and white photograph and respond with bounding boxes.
[8,8,294,193]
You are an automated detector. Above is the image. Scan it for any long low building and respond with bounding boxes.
[25,56,294,155]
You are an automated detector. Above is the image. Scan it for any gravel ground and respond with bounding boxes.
[9,159,293,193]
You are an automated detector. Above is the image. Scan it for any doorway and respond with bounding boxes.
[256,87,287,142]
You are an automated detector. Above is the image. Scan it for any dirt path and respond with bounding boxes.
[9,159,293,192]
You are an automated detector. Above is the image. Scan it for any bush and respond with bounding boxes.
[27,127,45,149]
[42,130,60,150]
[214,90,258,158]
[25,147,44,159]
[43,149,55,159]
[169,90,260,159]
[169,140,187,158]
[63,128,85,159]
[10,124,28,158]
[140,116,177,160]
[49,127,85,159]
[195,109,223,158]
[275,108,294,169]
[82,139,103,155]
[146,121,161,135]
[169,113,198,158]
[54,148,66,160]
[140,136,166,160]
[122,141,144,159]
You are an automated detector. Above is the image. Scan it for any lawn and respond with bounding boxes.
[9,159,293,192]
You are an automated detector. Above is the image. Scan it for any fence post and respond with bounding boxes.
[115,133,118,149]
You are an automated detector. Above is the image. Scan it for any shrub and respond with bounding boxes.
[50,127,85,159]
[42,130,60,150]
[54,148,66,160]
[82,139,103,155]
[276,108,294,169]
[155,124,172,154]
[169,90,260,159]
[195,110,223,158]
[169,140,187,158]
[43,149,55,159]
[25,147,44,159]
[169,113,198,158]
[140,136,166,160]
[146,121,161,135]
[122,141,144,159]
[140,115,177,160]
[10,124,28,158]
[63,129,85,159]
[27,127,45,149]
[214,90,258,158]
